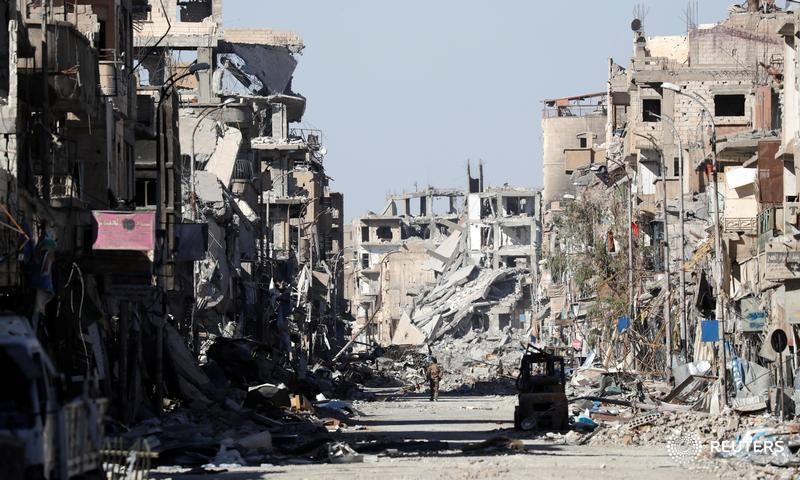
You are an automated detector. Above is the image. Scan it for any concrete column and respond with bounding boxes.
[492,223,501,269]
[197,47,213,102]
[271,103,288,139]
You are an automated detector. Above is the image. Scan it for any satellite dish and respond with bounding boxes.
[631,18,642,32]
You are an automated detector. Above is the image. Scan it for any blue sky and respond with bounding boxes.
[224,0,739,219]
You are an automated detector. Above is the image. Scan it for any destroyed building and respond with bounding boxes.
[539,0,800,413]
[0,0,347,431]
[345,164,542,349]
[541,92,607,207]
[133,0,346,364]
[349,187,465,345]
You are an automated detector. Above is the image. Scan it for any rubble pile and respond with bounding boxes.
[434,329,524,394]
[584,409,783,449]
[549,359,800,470]
[111,327,393,471]
[117,358,369,473]
[323,328,525,398]
[410,265,528,341]
[119,396,368,473]
[330,352,419,398]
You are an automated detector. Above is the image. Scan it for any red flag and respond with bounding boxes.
[631,222,640,236]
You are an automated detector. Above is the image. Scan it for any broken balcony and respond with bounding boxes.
[35,174,86,209]
[251,133,312,153]
[21,21,99,113]
[215,36,302,99]
[542,92,607,119]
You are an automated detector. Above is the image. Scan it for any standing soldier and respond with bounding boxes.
[426,357,443,401]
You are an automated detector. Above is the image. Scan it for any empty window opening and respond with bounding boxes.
[506,197,521,216]
[432,196,452,216]
[97,19,107,51]
[471,314,487,331]
[642,99,661,122]
[579,137,587,148]
[132,3,152,22]
[505,257,517,268]
[673,157,680,178]
[177,0,212,22]
[360,226,369,242]
[361,253,370,269]
[714,94,745,117]
[499,314,511,330]
[480,226,492,248]
[135,178,157,207]
[375,226,393,242]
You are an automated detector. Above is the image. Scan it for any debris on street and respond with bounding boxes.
[4,0,800,478]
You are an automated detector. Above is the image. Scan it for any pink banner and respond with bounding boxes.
[92,211,156,251]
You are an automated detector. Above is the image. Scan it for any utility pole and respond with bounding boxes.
[676,127,687,362]
[710,126,727,407]
[637,112,672,372]
[660,82,726,406]
[605,155,636,343]
[654,113,688,362]
[627,174,635,327]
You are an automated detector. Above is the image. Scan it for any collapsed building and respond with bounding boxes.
[135,0,346,362]
[345,164,542,350]
[349,186,465,345]
[0,0,346,430]
[539,0,800,414]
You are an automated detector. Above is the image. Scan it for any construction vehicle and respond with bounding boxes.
[514,344,569,431]
[0,315,107,479]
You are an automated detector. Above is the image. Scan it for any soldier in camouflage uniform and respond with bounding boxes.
[426,357,443,401]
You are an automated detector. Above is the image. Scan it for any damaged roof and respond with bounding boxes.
[224,28,305,52]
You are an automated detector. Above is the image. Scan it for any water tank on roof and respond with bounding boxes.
[98,61,118,97]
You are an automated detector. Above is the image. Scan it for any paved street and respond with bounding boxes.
[153,395,735,480]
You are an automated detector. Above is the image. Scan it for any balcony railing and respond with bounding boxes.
[231,156,256,181]
[35,175,82,205]
[289,128,322,149]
